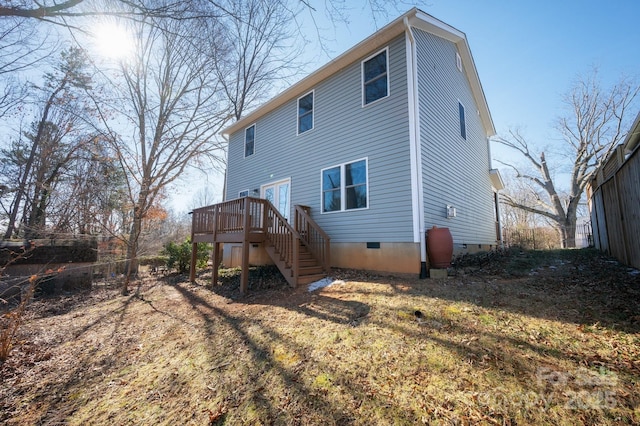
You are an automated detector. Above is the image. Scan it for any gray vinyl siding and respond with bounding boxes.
[415,29,497,245]
[226,36,414,243]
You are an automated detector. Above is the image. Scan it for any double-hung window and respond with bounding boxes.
[244,124,255,157]
[298,91,314,134]
[322,158,368,213]
[362,48,389,105]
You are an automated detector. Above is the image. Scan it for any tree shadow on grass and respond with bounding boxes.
[169,282,369,424]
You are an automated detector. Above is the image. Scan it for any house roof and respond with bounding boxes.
[222,8,495,138]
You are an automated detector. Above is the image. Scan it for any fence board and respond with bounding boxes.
[615,150,640,268]
[590,144,640,269]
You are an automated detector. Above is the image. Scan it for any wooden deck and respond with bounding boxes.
[190,197,330,293]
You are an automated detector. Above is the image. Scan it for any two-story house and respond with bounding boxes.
[191,8,503,291]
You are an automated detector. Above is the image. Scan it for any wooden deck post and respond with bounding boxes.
[211,206,219,287]
[189,210,197,283]
[212,242,220,287]
[189,241,197,283]
[292,235,299,287]
[240,199,251,295]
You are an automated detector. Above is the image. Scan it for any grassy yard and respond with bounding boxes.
[1,248,639,425]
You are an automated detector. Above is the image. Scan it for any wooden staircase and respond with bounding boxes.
[266,239,327,287]
[262,204,331,288]
[190,198,330,293]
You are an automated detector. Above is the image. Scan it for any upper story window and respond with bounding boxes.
[298,91,314,134]
[458,102,466,140]
[362,48,389,106]
[244,124,255,157]
[321,158,368,213]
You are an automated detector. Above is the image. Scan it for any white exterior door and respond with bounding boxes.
[261,179,291,220]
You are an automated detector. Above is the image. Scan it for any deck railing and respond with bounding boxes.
[192,205,217,235]
[192,197,267,237]
[295,205,331,273]
[191,197,330,288]
[265,203,299,283]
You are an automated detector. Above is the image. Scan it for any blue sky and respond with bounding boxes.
[171,0,639,210]
[302,0,640,169]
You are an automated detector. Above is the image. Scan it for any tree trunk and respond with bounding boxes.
[561,217,577,248]
[123,212,141,295]
[123,183,150,294]
[25,187,48,240]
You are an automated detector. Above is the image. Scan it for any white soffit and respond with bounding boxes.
[489,169,505,191]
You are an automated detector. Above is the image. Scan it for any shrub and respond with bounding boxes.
[162,239,209,274]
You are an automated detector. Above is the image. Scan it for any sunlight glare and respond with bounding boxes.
[93,22,134,60]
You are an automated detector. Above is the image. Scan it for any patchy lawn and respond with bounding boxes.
[1,248,639,425]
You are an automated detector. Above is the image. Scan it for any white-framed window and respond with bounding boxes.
[238,190,249,198]
[362,47,389,106]
[321,158,368,213]
[458,101,466,140]
[297,90,314,134]
[244,124,255,157]
[456,52,462,72]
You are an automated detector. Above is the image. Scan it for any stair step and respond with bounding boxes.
[297,273,328,286]
[299,265,324,275]
[299,259,319,267]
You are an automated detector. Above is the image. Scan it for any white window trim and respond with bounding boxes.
[361,47,390,107]
[320,157,370,214]
[244,123,256,158]
[260,177,292,196]
[297,90,314,135]
[458,100,466,140]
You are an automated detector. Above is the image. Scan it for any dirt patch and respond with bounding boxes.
[1,248,639,425]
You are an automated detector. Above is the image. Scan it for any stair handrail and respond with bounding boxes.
[263,200,300,285]
[294,205,331,273]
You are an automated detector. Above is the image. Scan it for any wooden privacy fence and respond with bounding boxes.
[588,144,640,269]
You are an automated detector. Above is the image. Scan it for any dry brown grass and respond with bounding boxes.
[1,249,639,425]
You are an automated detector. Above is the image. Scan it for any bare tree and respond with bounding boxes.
[0,17,54,119]
[499,173,545,230]
[103,15,229,293]
[46,134,128,235]
[494,71,639,247]
[0,1,195,23]
[2,47,94,240]
[213,0,300,120]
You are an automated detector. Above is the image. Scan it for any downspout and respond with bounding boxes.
[488,137,505,249]
[404,17,428,278]
[221,133,229,202]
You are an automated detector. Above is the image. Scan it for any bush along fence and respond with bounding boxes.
[501,227,561,250]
